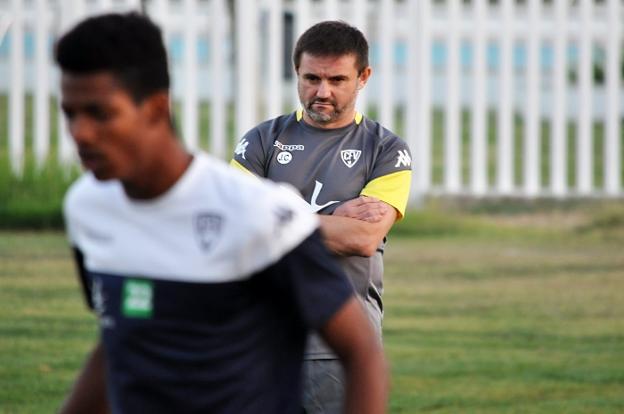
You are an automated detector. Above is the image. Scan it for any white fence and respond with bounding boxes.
[0,0,622,199]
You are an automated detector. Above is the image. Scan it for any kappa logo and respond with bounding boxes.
[340,149,361,168]
[395,149,411,168]
[234,139,249,160]
[194,212,223,252]
[274,141,305,151]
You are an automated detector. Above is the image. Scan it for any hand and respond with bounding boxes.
[333,196,391,223]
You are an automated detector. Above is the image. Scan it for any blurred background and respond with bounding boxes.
[0,1,623,413]
[1,0,623,203]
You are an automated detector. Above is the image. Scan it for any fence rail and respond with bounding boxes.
[1,0,622,200]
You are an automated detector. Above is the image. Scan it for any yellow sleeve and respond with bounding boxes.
[360,170,412,220]
[229,159,257,176]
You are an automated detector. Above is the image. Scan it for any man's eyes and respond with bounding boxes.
[61,106,111,122]
[303,76,347,84]
[86,106,112,121]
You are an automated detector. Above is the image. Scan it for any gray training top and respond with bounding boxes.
[232,110,412,358]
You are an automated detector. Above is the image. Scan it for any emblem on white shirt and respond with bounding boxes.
[340,149,361,168]
[194,212,223,252]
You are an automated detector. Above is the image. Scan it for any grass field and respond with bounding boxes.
[1,202,623,413]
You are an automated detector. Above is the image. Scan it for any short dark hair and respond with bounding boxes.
[293,20,369,74]
[55,12,169,103]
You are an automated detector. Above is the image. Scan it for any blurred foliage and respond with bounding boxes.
[0,152,80,229]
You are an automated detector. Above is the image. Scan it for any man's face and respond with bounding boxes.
[297,52,371,129]
[60,72,148,181]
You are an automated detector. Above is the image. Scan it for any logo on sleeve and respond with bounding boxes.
[340,149,361,168]
[92,278,115,328]
[92,278,107,317]
[122,279,153,318]
[235,139,249,160]
[194,213,223,252]
[395,150,411,168]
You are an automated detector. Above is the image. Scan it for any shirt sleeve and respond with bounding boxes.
[265,229,354,330]
[361,135,412,219]
[72,247,94,311]
[230,127,268,176]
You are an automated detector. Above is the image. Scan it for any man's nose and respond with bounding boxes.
[69,115,96,144]
[316,81,331,99]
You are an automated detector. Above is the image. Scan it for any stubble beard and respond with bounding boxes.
[305,101,341,124]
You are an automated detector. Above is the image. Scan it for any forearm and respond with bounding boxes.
[59,341,109,414]
[342,344,389,414]
[318,215,383,257]
[321,297,389,414]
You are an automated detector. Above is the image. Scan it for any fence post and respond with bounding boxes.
[497,0,514,194]
[379,0,395,132]
[551,0,568,197]
[292,0,310,108]
[471,0,487,195]
[267,0,284,120]
[352,0,368,115]
[34,0,50,168]
[577,0,593,194]
[444,0,461,193]
[524,0,541,197]
[235,0,257,140]
[9,0,24,175]
[58,0,88,167]
[324,0,339,20]
[408,0,431,199]
[182,0,199,150]
[210,0,228,159]
[605,0,621,196]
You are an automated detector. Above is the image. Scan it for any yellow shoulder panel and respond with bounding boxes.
[354,111,363,125]
[360,170,412,219]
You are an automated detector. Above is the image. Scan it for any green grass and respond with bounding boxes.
[1,204,624,413]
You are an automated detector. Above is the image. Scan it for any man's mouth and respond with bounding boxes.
[78,150,104,170]
[311,101,334,109]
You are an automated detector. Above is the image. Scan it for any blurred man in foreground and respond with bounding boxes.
[56,12,387,414]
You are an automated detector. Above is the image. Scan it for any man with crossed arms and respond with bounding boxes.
[231,20,412,414]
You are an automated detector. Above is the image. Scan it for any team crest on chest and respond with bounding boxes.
[194,212,223,252]
[340,149,361,168]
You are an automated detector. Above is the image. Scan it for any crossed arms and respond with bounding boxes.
[319,195,398,257]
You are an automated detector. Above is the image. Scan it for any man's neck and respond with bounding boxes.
[122,135,192,200]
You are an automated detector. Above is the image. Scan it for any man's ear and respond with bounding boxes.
[357,66,372,90]
[143,92,171,126]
